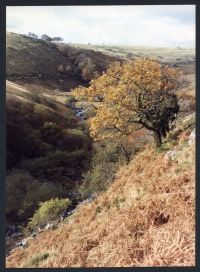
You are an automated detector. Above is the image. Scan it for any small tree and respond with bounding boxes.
[74,58,182,147]
[51,37,63,42]
[28,32,38,39]
[41,34,52,42]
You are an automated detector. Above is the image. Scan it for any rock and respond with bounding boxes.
[60,210,68,221]
[21,239,27,246]
[16,239,27,248]
[164,149,178,165]
[44,223,55,230]
[31,232,37,238]
[44,223,51,230]
[188,129,195,145]
[37,226,43,233]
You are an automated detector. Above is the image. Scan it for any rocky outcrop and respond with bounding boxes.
[164,128,195,166]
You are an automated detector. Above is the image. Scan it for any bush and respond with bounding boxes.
[21,149,91,184]
[41,122,63,145]
[78,162,118,199]
[6,170,65,223]
[78,144,124,199]
[28,198,71,229]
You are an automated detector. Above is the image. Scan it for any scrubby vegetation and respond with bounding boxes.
[78,143,125,199]
[28,198,71,230]
[6,88,92,225]
[6,170,64,223]
[6,132,195,267]
[77,136,140,200]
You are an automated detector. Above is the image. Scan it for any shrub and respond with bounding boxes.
[57,129,90,152]
[41,122,63,145]
[78,162,119,199]
[6,170,65,223]
[78,144,124,199]
[22,149,91,183]
[28,198,71,229]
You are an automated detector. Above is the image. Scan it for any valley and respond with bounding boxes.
[5,31,195,267]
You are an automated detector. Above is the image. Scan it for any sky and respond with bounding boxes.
[6,5,195,48]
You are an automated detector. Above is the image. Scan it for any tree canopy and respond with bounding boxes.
[52,37,63,42]
[41,34,52,41]
[74,58,182,147]
[28,32,38,39]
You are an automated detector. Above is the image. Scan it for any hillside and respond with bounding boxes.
[6,32,195,268]
[69,43,195,87]
[6,32,195,95]
[6,123,195,267]
[6,32,118,92]
[6,80,92,225]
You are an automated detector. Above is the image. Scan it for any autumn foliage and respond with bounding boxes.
[74,58,182,147]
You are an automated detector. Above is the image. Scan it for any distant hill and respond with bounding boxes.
[6,32,195,93]
[68,42,196,90]
[6,32,118,92]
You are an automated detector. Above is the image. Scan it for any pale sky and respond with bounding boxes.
[6,5,195,48]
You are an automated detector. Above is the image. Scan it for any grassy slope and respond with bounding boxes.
[6,32,69,77]
[69,43,195,62]
[6,32,118,92]
[6,80,74,118]
[6,80,92,183]
[7,32,195,95]
[6,123,195,267]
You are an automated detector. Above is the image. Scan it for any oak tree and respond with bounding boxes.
[74,58,182,147]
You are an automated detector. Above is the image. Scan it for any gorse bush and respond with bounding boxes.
[28,198,71,230]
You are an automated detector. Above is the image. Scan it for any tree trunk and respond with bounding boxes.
[153,130,162,147]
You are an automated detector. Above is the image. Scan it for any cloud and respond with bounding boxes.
[6,5,195,47]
